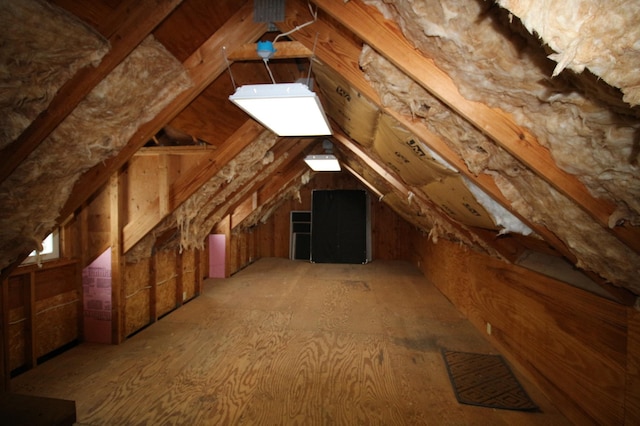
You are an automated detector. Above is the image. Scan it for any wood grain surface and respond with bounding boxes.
[11,258,569,425]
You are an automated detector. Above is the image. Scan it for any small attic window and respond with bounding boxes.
[22,231,60,266]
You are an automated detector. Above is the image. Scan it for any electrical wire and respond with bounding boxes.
[273,1,318,44]
[305,32,320,86]
[222,46,237,90]
[263,58,277,84]
[225,1,318,88]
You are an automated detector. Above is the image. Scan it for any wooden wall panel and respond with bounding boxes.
[181,249,197,301]
[256,217,276,259]
[370,197,415,261]
[414,236,631,426]
[237,229,258,273]
[8,318,26,372]
[34,291,78,358]
[627,309,640,425]
[7,275,27,371]
[229,231,245,275]
[125,155,161,225]
[124,259,151,336]
[155,249,177,317]
[6,261,79,375]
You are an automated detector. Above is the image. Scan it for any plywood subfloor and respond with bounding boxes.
[11,258,570,425]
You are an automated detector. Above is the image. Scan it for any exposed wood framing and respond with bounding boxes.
[1,277,8,391]
[310,0,640,254]
[0,0,184,184]
[110,172,125,344]
[227,41,313,61]
[207,138,317,230]
[282,0,637,303]
[26,272,36,370]
[122,120,264,253]
[232,193,258,228]
[58,2,268,223]
[333,130,512,259]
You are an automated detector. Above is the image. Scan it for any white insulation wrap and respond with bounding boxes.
[463,176,533,236]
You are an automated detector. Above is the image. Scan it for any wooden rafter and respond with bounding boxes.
[279,1,569,256]
[261,140,323,193]
[332,130,515,259]
[58,2,268,222]
[0,0,184,184]
[281,0,636,303]
[218,138,319,230]
[310,0,640,254]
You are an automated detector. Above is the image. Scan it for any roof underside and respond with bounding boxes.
[0,0,638,302]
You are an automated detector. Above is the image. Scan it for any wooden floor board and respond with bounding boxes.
[11,258,570,425]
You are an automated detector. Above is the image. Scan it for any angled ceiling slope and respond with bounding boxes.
[278,0,639,299]
[0,0,638,304]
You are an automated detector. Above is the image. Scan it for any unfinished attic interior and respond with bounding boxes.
[1,0,639,423]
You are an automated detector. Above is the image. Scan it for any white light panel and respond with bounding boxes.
[229,83,332,136]
[304,154,341,171]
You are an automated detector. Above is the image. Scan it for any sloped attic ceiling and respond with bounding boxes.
[0,0,638,301]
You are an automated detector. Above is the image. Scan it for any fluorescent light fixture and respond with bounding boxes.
[229,83,332,136]
[304,154,341,171]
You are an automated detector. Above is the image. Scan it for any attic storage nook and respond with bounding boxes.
[0,0,639,424]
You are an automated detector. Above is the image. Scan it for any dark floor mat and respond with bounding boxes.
[442,350,538,411]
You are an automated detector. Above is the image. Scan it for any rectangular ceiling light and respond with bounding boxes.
[304,154,341,171]
[229,83,332,137]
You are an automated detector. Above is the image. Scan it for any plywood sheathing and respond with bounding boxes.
[0,36,192,270]
[496,0,640,106]
[0,0,109,150]
[361,1,640,292]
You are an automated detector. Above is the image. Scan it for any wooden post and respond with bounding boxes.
[110,172,126,344]
[195,248,202,296]
[1,277,10,391]
[26,271,36,369]
[217,215,232,278]
[175,252,183,309]
[627,308,640,423]
[149,252,157,324]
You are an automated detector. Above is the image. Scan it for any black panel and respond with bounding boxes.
[292,222,311,233]
[291,211,311,222]
[311,190,367,264]
[293,233,311,260]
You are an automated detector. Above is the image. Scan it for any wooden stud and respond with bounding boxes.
[1,278,9,391]
[194,248,202,297]
[175,252,184,309]
[149,252,157,324]
[109,173,125,344]
[26,272,36,369]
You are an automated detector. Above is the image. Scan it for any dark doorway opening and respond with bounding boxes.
[311,189,368,264]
